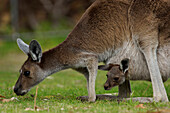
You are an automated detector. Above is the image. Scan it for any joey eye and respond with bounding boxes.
[113,77,119,81]
[106,74,108,77]
[24,71,30,76]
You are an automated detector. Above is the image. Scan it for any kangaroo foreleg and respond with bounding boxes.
[86,56,98,102]
[76,54,98,102]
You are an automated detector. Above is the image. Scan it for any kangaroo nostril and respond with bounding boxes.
[14,88,18,93]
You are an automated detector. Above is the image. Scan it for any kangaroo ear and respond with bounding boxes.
[120,58,130,73]
[17,38,29,55]
[98,64,114,71]
[29,40,42,62]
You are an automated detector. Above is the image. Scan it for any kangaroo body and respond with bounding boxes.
[41,0,130,74]
[108,41,170,81]
[14,0,170,102]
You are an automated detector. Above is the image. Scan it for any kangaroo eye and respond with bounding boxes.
[24,71,30,76]
[106,74,108,77]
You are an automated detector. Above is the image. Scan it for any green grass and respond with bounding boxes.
[0,37,170,113]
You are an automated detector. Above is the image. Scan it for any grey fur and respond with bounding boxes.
[17,38,29,55]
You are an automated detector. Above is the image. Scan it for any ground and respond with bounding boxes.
[0,37,169,113]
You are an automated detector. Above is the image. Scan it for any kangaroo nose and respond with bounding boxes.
[14,87,18,93]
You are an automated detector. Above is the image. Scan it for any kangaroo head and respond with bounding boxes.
[14,38,45,96]
[98,58,129,90]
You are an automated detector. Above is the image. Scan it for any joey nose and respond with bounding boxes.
[104,84,109,90]
[104,86,108,90]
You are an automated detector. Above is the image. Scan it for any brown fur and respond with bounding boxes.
[14,0,169,102]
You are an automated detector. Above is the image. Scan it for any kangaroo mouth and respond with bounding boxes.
[14,88,30,96]
[17,92,27,96]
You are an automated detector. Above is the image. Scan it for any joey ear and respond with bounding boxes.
[17,38,29,55]
[98,64,113,71]
[29,40,42,62]
[120,58,130,73]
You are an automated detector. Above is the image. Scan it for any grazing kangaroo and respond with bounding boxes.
[14,0,169,102]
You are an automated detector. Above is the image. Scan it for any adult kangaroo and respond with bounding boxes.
[14,0,169,102]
